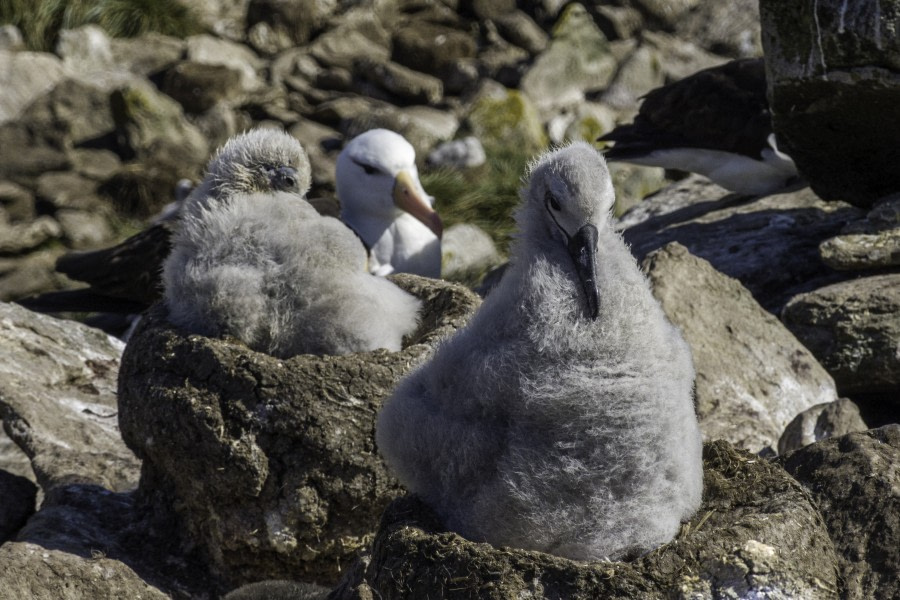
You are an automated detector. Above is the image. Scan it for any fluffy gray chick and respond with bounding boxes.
[377,141,702,561]
[163,130,421,357]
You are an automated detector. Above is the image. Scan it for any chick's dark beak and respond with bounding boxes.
[271,166,300,193]
[567,224,599,320]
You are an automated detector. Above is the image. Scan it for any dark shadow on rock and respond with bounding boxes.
[15,483,216,599]
[330,441,839,600]
[778,425,900,600]
[118,274,481,589]
[625,193,865,312]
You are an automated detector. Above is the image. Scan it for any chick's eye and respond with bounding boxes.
[546,190,561,211]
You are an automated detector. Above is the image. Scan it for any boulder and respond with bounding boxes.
[643,243,839,453]
[20,78,117,149]
[0,24,24,51]
[354,58,444,105]
[760,0,900,207]
[34,171,103,212]
[56,25,124,88]
[109,33,185,77]
[818,192,900,271]
[600,44,665,110]
[0,180,35,222]
[778,398,869,455]
[0,302,138,493]
[246,0,337,50]
[308,8,390,71]
[8,482,216,598]
[186,34,263,93]
[117,275,481,587]
[493,10,549,55]
[427,136,487,170]
[440,223,503,286]
[331,441,839,599]
[672,0,762,58]
[0,469,36,543]
[622,0,700,28]
[391,22,478,83]
[624,182,865,312]
[520,4,617,116]
[0,214,61,255]
[464,83,547,155]
[781,274,900,397]
[779,425,900,600]
[0,542,170,600]
[0,249,70,303]
[159,60,244,114]
[0,50,68,124]
[110,79,210,164]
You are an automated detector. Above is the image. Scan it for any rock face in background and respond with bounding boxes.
[760,0,900,207]
[117,275,480,587]
[332,441,839,600]
[643,243,838,453]
[780,425,900,600]
[0,302,138,493]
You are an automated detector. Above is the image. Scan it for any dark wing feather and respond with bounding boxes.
[599,58,772,160]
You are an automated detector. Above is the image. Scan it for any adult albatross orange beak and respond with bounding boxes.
[337,129,443,278]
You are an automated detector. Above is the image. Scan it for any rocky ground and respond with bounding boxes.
[0,1,898,599]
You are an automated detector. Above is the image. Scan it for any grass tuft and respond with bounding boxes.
[0,0,203,51]
[424,146,535,254]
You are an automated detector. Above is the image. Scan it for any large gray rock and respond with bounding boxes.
[185,34,263,93]
[391,22,478,84]
[0,302,137,493]
[8,482,216,598]
[110,79,210,162]
[615,174,732,229]
[440,223,503,287]
[672,0,762,58]
[520,4,617,116]
[781,274,900,396]
[0,50,68,124]
[778,398,869,455]
[354,58,444,105]
[818,193,900,271]
[779,425,900,600]
[332,441,839,599]
[117,275,481,587]
[0,541,170,600]
[760,0,900,207]
[643,243,839,453]
[159,60,244,114]
[624,182,865,312]
[308,8,390,71]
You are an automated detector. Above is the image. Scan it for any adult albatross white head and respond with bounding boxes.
[336,129,443,278]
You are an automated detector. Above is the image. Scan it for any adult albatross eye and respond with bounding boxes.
[361,164,378,175]
[546,190,561,211]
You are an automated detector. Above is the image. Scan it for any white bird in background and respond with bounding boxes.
[337,128,444,278]
[377,142,703,561]
[17,129,444,334]
[162,129,422,357]
[598,58,802,196]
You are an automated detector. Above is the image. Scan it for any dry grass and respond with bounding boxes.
[0,0,203,51]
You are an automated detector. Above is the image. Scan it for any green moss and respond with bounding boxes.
[0,0,203,51]
[466,90,548,156]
